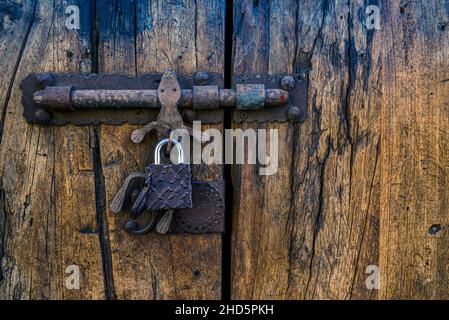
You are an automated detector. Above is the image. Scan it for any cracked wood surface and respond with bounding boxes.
[0,0,224,300]
[231,0,448,300]
[0,0,36,287]
[0,0,448,300]
[0,0,34,143]
[231,0,381,299]
[0,0,105,299]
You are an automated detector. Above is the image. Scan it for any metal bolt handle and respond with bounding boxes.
[33,85,289,112]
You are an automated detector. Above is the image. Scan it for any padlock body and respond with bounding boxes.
[145,164,192,211]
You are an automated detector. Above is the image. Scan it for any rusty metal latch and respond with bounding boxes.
[19,70,307,235]
[21,72,308,125]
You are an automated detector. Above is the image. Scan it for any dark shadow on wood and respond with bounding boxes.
[92,127,117,300]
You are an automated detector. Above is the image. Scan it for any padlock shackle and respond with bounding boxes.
[154,139,185,164]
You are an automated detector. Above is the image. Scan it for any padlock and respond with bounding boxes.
[145,138,193,211]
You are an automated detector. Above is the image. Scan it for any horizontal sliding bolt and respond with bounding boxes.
[33,85,288,112]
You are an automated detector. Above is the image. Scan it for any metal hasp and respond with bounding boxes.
[21,72,308,125]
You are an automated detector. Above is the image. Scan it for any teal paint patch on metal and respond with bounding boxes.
[233,73,308,123]
[236,84,265,110]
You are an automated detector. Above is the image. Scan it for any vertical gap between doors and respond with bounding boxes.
[91,0,117,300]
[222,0,234,301]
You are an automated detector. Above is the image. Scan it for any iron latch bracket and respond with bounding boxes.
[21,72,308,125]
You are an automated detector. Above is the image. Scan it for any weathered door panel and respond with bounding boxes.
[0,0,224,300]
[96,0,225,300]
[0,0,104,299]
[231,0,380,299]
[379,1,449,299]
[230,0,448,300]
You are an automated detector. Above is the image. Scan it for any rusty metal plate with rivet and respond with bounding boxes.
[172,181,225,234]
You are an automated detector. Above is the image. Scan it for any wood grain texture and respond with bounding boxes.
[0,0,35,289]
[231,0,449,300]
[0,0,447,301]
[0,0,34,142]
[0,0,105,299]
[97,0,225,299]
[231,0,382,300]
[379,1,449,299]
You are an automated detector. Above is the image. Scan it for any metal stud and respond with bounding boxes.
[287,106,302,122]
[34,109,51,124]
[281,75,295,91]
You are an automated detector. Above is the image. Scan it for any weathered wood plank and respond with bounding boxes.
[379,1,449,299]
[0,0,105,299]
[231,0,381,299]
[0,0,35,288]
[0,0,35,142]
[97,0,225,299]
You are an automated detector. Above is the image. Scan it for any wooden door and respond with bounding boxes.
[0,0,448,300]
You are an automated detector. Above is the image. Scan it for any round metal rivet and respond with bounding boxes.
[125,219,139,233]
[281,75,295,91]
[34,109,51,124]
[287,106,302,122]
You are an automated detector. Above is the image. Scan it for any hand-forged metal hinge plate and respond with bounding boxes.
[21,72,308,125]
